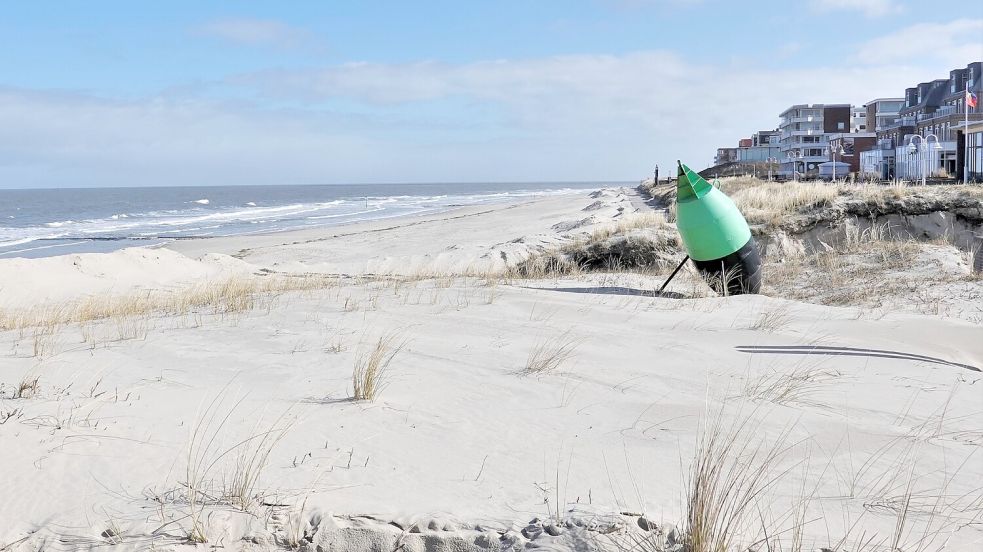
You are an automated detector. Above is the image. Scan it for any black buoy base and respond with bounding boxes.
[691,237,762,295]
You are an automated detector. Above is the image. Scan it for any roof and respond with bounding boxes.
[779,103,852,115]
[900,80,949,113]
[863,98,904,107]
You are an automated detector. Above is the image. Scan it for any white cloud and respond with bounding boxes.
[810,0,904,17]
[853,19,983,67]
[2,21,974,187]
[194,17,318,49]
[230,48,936,139]
[0,89,380,187]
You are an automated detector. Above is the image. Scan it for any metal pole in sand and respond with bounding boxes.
[658,255,690,294]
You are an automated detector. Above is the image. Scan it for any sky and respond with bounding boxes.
[1,0,981,189]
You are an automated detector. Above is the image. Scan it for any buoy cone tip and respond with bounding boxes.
[676,161,710,201]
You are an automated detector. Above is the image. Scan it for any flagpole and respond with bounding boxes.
[966,81,970,185]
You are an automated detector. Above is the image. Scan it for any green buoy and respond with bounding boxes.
[674,161,761,295]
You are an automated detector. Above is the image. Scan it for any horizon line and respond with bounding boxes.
[0,179,639,192]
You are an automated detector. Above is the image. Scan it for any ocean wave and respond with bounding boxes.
[306,206,386,220]
[0,236,46,249]
[0,239,94,257]
[0,185,601,257]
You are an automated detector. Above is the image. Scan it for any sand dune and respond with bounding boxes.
[1,187,981,551]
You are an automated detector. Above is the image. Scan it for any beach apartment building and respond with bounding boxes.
[876,62,983,181]
[778,103,851,178]
[865,98,905,133]
[921,62,983,180]
[737,130,781,162]
[711,131,781,168]
[964,120,983,182]
[851,106,867,132]
[826,132,877,177]
[858,98,904,179]
[713,147,738,165]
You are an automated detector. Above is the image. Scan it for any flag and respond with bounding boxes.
[968,90,979,109]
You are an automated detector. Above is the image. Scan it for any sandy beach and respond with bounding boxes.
[1,185,981,551]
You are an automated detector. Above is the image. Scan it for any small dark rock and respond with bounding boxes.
[521,524,544,539]
[544,524,564,536]
[637,516,657,532]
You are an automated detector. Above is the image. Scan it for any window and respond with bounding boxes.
[837,122,845,130]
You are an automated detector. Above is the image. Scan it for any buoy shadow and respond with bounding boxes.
[524,286,688,299]
[736,345,979,373]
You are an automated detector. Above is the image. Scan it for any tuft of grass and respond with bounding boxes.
[14,372,41,399]
[223,411,294,511]
[507,251,580,280]
[352,332,406,401]
[521,331,579,376]
[748,303,793,333]
[608,398,982,552]
[183,387,294,542]
[683,408,795,552]
[31,323,58,358]
[742,364,841,409]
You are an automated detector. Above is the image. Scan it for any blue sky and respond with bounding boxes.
[1,0,981,188]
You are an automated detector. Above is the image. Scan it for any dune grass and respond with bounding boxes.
[742,363,841,409]
[182,388,295,543]
[748,303,793,333]
[521,331,579,376]
[352,332,406,401]
[224,411,294,512]
[15,372,41,399]
[683,408,796,552]
[604,399,981,552]
[727,182,841,228]
[0,274,343,358]
[0,274,341,333]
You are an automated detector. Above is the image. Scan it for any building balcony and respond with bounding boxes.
[792,136,828,144]
[781,129,824,139]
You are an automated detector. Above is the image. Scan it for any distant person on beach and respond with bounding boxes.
[654,164,659,183]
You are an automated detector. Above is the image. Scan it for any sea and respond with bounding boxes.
[0,182,615,259]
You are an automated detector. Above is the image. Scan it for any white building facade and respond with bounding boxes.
[778,104,851,178]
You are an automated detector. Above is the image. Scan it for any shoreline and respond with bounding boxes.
[0,192,603,309]
[0,183,611,261]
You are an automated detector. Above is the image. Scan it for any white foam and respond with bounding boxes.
[1,187,598,258]
[0,239,93,257]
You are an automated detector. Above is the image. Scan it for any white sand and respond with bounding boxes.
[1,188,981,551]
